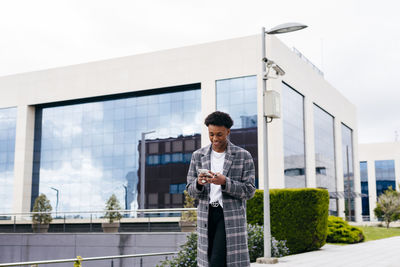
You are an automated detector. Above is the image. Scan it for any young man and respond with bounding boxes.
[186,111,256,267]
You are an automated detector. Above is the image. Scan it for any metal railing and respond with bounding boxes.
[0,208,197,232]
[0,252,177,267]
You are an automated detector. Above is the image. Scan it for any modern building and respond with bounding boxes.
[359,142,400,221]
[0,33,362,221]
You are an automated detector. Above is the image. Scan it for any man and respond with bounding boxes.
[186,111,256,267]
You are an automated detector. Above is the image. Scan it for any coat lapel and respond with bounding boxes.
[200,144,212,170]
[222,141,235,177]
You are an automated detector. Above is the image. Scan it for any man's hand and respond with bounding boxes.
[197,172,212,185]
[209,172,226,185]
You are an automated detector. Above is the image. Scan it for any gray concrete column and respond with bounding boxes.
[304,96,316,188]
[368,160,377,221]
[334,119,345,219]
[12,105,35,214]
[352,132,362,223]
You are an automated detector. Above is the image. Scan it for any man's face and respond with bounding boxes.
[208,124,230,152]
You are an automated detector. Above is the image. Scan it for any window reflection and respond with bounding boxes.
[0,107,17,214]
[375,160,395,197]
[360,161,369,220]
[282,83,306,188]
[32,87,201,214]
[342,124,355,220]
[216,76,259,187]
[314,105,337,215]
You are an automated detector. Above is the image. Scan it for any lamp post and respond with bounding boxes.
[261,23,307,260]
[140,130,155,215]
[50,187,59,218]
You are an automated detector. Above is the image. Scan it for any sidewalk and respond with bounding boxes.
[251,236,400,267]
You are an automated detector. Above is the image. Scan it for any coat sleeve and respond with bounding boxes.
[221,151,256,200]
[186,153,206,199]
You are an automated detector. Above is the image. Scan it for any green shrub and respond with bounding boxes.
[32,193,53,224]
[374,186,400,228]
[181,190,197,223]
[247,188,329,254]
[327,216,365,243]
[157,232,197,267]
[104,194,122,223]
[247,224,289,261]
[157,224,289,266]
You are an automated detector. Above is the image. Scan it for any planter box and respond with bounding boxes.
[179,221,196,232]
[32,224,49,233]
[101,222,120,233]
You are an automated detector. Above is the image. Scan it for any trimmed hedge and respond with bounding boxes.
[327,216,365,243]
[247,188,329,254]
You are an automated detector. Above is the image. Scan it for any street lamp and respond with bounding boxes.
[261,22,307,261]
[140,130,156,215]
[50,187,59,218]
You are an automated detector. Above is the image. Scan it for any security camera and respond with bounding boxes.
[263,58,286,79]
[272,64,285,76]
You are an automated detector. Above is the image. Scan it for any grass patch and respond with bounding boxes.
[358,226,400,241]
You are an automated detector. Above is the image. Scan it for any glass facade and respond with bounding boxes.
[375,160,396,197]
[342,124,355,220]
[360,161,369,219]
[313,105,337,215]
[32,86,201,213]
[0,107,17,214]
[216,75,259,187]
[282,83,306,188]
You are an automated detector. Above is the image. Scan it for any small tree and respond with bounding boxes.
[32,193,53,224]
[181,190,197,223]
[374,186,400,228]
[104,194,122,223]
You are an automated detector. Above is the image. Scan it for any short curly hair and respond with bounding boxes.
[204,111,234,129]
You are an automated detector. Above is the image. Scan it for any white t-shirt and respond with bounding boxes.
[210,149,225,207]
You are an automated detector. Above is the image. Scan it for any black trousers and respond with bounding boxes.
[208,205,227,267]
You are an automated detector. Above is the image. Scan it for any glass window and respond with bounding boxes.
[314,105,336,215]
[172,141,183,152]
[282,83,306,188]
[0,107,17,214]
[342,124,355,221]
[216,75,258,187]
[32,86,201,212]
[375,160,395,197]
[360,161,369,219]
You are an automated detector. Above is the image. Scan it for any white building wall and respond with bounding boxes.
[266,36,360,221]
[359,142,400,221]
[0,34,359,218]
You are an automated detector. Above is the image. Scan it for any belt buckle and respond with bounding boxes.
[211,202,219,208]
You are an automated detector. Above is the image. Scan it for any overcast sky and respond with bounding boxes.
[0,0,399,144]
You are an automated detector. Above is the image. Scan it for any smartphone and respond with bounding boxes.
[198,169,211,176]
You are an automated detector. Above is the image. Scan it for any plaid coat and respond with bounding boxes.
[186,141,256,267]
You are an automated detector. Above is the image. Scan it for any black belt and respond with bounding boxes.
[210,202,220,208]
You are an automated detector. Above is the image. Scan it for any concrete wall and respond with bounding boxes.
[0,232,188,267]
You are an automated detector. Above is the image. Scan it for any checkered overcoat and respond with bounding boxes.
[186,141,256,267]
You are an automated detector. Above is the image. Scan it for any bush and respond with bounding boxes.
[247,224,289,262]
[157,224,289,266]
[181,190,197,223]
[247,188,329,254]
[374,186,400,228]
[157,232,197,267]
[104,194,122,223]
[32,193,53,224]
[327,216,364,243]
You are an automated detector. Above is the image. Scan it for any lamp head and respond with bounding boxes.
[266,22,307,35]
